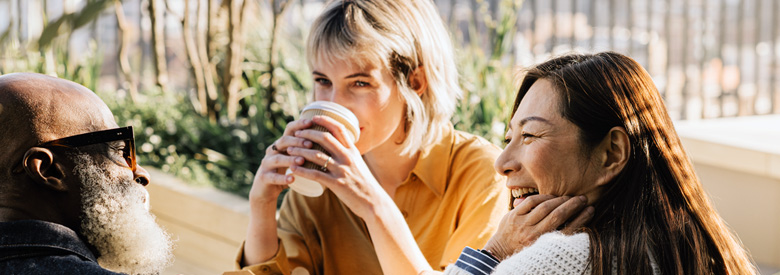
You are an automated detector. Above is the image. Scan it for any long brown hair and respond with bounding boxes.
[513,52,756,274]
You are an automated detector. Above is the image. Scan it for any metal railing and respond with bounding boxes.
[440,0,780,120]
[3,0,778,120]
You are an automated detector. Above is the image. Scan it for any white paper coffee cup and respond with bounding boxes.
[287,101,360,197]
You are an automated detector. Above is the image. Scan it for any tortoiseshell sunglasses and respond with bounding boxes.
[39,126,137,173]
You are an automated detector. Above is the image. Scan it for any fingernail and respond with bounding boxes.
[296,157,304,164]
[286,175,294,182]
[586,206,595,214]
[578,195,588,203]
[295,130,301,136]
[304,141,312,147]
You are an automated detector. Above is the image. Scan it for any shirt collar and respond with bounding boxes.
[409,122,455,197]
[0,220,98,262]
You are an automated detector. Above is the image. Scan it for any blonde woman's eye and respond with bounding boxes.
[355,81,369,87]
[315,78,331,86]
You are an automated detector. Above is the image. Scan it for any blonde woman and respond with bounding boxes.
[237,1,514,274]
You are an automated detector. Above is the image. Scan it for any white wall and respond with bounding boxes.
[677,114,780,271]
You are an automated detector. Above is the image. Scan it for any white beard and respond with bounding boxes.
[73,153,174,275]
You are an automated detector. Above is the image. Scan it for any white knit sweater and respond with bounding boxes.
[493,232,591,274]
[444,232,590,275]
[445,231,661,275]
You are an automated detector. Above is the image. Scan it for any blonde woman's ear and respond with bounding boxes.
[595,126,630,186]
[409,66,428,96]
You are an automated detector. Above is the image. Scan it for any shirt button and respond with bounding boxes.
[410,174,418,181]
[260,266,270,273]
[402,210,409,218]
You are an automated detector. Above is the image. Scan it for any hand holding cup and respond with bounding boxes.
[286,101,360,197]
[287,109,394,221]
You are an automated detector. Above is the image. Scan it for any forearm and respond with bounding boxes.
[243,199,280,265]
[364,198,433,275]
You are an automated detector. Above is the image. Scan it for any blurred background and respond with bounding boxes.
[1,0,778,274]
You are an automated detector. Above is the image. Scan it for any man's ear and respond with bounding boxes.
[408,66,428,96]
[22,147,69,192]
[594,127,630,186]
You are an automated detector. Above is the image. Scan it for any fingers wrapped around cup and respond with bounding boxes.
[310,115,358,147]
[265,120,314,156]
[284,102,361,197]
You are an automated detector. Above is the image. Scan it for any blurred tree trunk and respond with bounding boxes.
[222,0,248,122]
[7,0,17,47]
[0,6,13,72]
[207,0,219,64]
[12,0,25,63]
[198,0,218,120]
[177,0,208,115]
[447,0,456,27]
[139,0,148,85]
[148,0,169,92]
[42,0,57,76]
[267,0,292,129]
[115,0,139,102]
[17,0,23,44]
[206,0,221,121]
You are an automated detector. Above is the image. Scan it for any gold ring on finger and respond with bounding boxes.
[322,156,332,171]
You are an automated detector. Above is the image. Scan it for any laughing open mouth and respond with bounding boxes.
[510,188,539,209]
[512,188,539,199]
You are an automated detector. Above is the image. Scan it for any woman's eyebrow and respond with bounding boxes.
[519,116,551,127]
[508,115,550,132]
[312,71,372,79]
[344,72,372,79]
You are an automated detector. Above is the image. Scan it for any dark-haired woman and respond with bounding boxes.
[376,52,757,274]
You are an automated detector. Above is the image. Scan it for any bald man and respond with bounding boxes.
[0,73,173,274]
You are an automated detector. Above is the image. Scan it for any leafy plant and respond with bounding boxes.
[452,0,523,145]
[1,0,522,203]
[103,87,291,198]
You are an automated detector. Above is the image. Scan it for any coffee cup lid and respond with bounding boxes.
[302,101,360,141]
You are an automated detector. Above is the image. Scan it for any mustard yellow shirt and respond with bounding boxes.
[234,123,509,275]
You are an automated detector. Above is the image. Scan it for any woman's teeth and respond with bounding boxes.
[511,188,539,198]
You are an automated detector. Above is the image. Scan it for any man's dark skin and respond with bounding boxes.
[0,72,150,230]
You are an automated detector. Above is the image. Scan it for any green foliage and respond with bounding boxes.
[103,88,290,198]
[0,41,102,92]
[37,0,114,49]
[453,50,516,145]
[452,0,522,145]
[101,6,312,200]
[1,0,522,201]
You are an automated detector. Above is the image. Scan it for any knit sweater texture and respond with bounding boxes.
[445,232,590,275]
[445,231,663,275]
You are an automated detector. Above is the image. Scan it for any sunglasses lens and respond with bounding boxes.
[124,139,136,172]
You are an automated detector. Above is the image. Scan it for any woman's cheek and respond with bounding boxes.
[529,147,562,195]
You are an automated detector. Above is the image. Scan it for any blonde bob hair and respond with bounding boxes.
[306,0,461,157]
